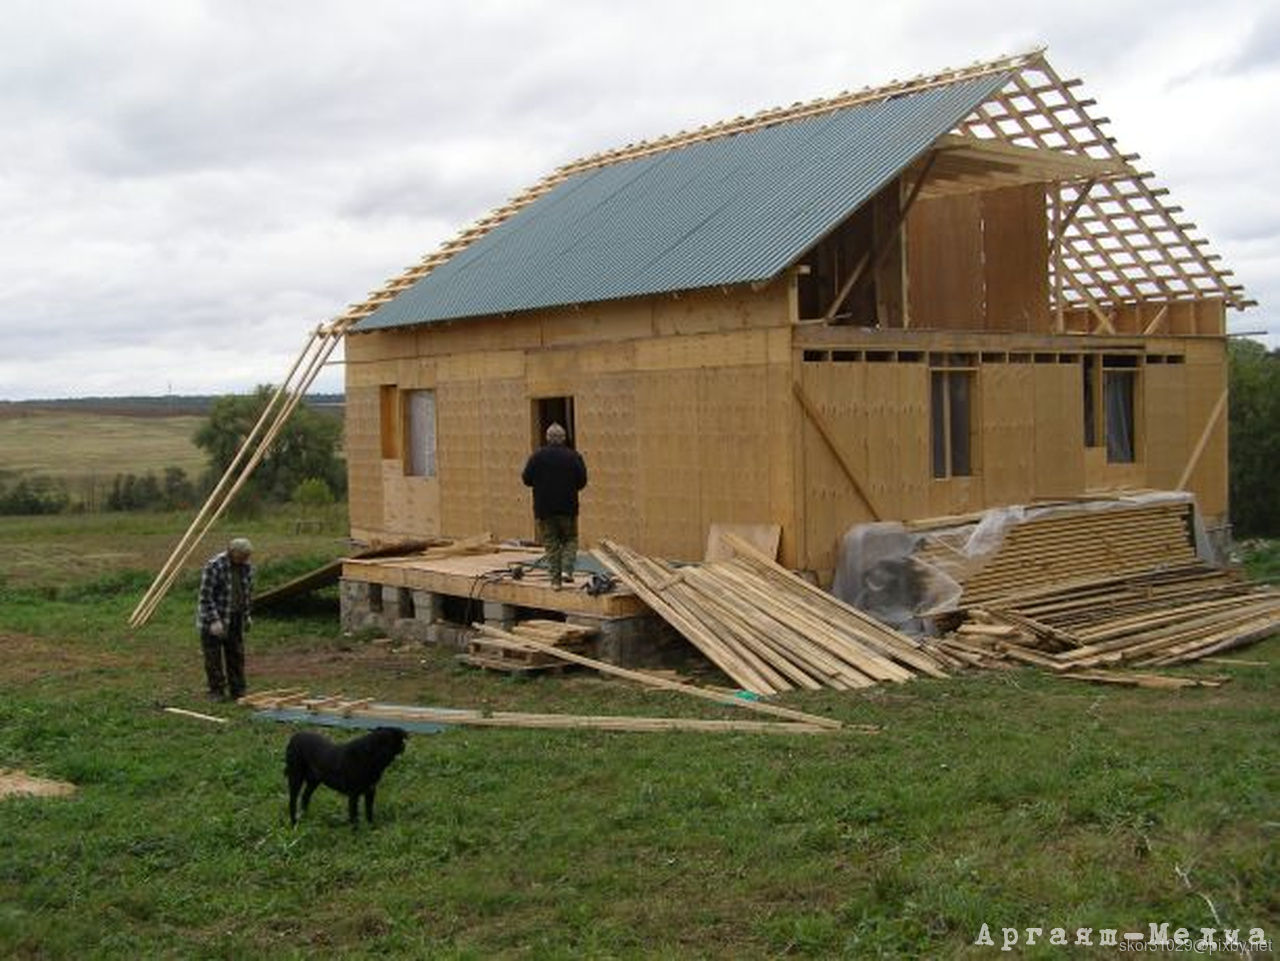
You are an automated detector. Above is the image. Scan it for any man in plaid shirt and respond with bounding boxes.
[196,537,254,700]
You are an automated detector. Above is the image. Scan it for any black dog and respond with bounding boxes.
[285,726,407,827]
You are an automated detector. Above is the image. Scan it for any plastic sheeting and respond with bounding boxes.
[830,491,1210,636]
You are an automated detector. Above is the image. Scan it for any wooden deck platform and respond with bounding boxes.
[341,547,646,618]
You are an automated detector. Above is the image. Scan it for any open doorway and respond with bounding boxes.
[532,396,575,449]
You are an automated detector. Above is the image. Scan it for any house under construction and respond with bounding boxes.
[334,48,1250,588]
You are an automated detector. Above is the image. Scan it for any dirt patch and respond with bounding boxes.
[0,633,127,684]
[0,769,76,799]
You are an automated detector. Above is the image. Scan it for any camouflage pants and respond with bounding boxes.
[538,515,579,586]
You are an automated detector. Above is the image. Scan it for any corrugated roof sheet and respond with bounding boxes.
[355,71,1013,331]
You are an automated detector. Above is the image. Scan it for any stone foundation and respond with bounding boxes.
[339,577,680,667]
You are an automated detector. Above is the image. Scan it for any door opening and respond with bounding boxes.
[532,396,575,449]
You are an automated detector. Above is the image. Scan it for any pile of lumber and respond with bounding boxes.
[595,537,946,695]
[916,499,1198,608]
[930,563,1278,686]
[462,619,596,673]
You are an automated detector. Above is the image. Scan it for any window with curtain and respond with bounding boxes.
[405,389,437,477]
[930,362,974,478]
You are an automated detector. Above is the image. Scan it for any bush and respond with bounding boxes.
[0,477,70,516]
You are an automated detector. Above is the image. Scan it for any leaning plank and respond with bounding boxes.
[596,541,783,693]
[721,534,948,677]
[474,624,843,729]
[699,562,902,684]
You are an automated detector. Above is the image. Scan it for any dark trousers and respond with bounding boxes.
[538,514,579,585]
[201,612,246,698]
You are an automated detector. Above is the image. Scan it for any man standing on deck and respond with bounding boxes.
[521,424,588,588]
[196,537,254,700]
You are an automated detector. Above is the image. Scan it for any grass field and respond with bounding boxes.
[0,512,1277,959]
[0,409,207,502]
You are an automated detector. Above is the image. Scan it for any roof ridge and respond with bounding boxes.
[555,47,1045,177]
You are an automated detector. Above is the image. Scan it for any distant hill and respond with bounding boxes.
[0,393,344,418]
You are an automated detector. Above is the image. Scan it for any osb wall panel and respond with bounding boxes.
[1183,346,1228,521]
[650,283,791,338]
[602,362,790,563]
[982,184,1050,333]
[1143,362,1187,491]
[1033,363,1085,498]
[574,371,639,549]
[905,193,984,330]
[796,359,931,576]
[635,367,705,559]
[345,385,384,535]
[980,364,1036,506]
[436,377,531,540]
[381,466,441,537]
[798,362,874,576]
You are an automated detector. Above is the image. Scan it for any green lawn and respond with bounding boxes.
[1,512,1276,959]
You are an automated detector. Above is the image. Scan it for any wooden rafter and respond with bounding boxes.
[956,57,1250,313]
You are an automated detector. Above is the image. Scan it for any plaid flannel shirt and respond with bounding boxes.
[196,551,254,632]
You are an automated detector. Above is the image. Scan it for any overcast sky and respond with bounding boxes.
[1,0,1276,401]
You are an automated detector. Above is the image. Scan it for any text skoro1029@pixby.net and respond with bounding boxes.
[974,922,1272,953]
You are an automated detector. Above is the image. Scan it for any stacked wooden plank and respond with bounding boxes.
[930,564,1279,684]
[595,538,946,695]
[462,619,597,673]
[917,500,1199,608]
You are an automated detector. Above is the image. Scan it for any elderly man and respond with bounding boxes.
[521,423,588,588]
[196,537,254,700]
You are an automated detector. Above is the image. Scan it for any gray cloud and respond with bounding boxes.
[1,0,1276,401]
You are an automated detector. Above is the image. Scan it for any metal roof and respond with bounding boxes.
[355,71,1014,331]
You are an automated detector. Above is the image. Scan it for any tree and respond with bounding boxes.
[0,477,70,515]
[193,387,346,505]
[1228,339,1280,537]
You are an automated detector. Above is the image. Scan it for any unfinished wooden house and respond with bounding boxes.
[338,49,1251,584]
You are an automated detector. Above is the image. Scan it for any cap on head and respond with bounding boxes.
[545,423,567,444]
[228,537,253,558]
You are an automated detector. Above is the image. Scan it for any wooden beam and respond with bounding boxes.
[1142,303,1170,335]
[822,153,936,323]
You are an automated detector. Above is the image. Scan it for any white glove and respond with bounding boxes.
[210,620,225,638]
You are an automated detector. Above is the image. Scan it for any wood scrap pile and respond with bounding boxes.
[930,563,1279,687]
[594,537,946,695]
[462,619,596,673]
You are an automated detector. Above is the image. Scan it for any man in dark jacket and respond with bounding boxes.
[196,537,254,700]
[521,423,588,588]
